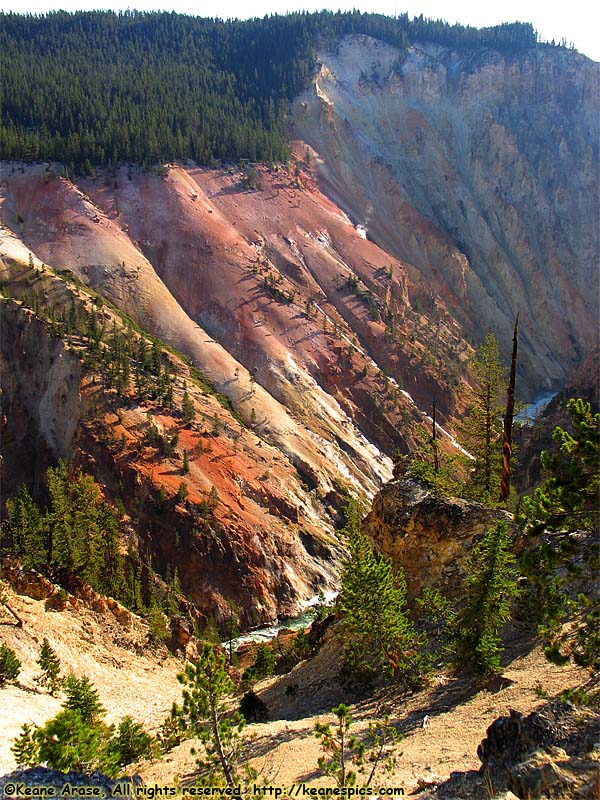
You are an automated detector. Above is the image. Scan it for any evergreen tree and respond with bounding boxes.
[314,704,358,788]
[12,710,116,775]
[12,701,154,775]
[519,398,600,670]
[0,644,21,687]
[182,384,195,425]
[339,519,425,687]
[5,486,46,567]
[520,398,600,534]
[238,690,268,723]
[245,642,275,681]
[62,674,105,724]
[208,486,219,509]
[173,643,253,787]
[454,521,520,675]
[35,638,62,695]
[146,601,169,643]
[105,716,156,766]
[460,333,505,503]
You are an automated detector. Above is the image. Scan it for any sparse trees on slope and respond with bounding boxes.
[12,673,155,775]
[5,463,126,605]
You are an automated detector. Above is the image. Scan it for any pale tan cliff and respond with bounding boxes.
[363,474,516,602]
[292,36,599,394]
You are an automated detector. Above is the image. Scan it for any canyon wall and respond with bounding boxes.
[292,36,599,396]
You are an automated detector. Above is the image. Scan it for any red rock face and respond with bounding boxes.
[0,160,472,479]
[0,158,473,627]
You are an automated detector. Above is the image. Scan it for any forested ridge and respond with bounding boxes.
[0,11,542,170]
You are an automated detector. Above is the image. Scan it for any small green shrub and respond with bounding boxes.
[0,644,21,687]
[35,638,63,695]
[12,709,116,775]
[106,716,156,766]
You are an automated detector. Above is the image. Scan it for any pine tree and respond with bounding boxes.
[0,644,21,687]
[339,518,425,687]
[182,383,195,425]
[105,716,155,767]
[5,485,46,567]
[314,704,357,787]
[173,643,253,787]
[62,674,105,723]
[208,486,219,510]
[35,638,62,695]
[314,704,400,788]
[246,642,275,680]
[146,601,169,643]
[454,521,520,675]
[461,333,505,503]
[519,398,600,670]
[521,398,600,534]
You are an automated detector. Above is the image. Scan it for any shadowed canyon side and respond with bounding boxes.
[292,35,599,395]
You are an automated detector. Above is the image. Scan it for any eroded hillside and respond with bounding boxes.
[1,33,597,632]
[292,35,599,394]
[0,250,344,626]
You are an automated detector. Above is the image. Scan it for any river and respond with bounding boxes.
[226,590,338,649]
[515,391,557,425]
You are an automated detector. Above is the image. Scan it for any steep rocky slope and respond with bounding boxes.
[0,251,345,626]
[1,162,471,484]
[1,576,592,796]
[292,35,599,395]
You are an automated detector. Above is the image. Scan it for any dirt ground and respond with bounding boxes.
[0,584,588,796]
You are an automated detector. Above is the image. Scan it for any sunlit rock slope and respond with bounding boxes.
[292,35,599,394]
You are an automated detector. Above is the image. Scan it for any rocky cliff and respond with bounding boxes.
[362,473,516,602]
[0,252,345,627]
[292,36,599,395]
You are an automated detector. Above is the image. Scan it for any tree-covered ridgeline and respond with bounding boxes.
[0,11,540,171]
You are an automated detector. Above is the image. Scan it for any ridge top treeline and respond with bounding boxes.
[1,10,544,171]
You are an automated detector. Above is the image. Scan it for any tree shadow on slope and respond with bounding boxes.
[241,722,314,761]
